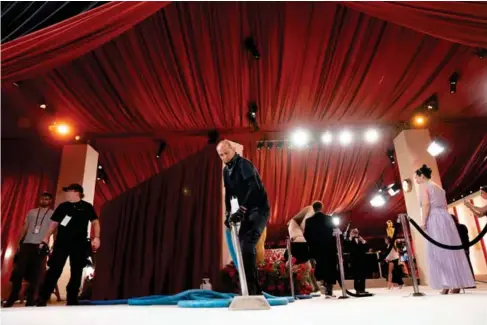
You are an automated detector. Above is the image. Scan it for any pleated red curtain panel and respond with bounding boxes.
[92,145,222,299]
[1,140,61,289]
[1,1,169,81]
[344,2,487,48]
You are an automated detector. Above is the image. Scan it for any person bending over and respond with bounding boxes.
[36,184,100,306]
[217,140,270,295]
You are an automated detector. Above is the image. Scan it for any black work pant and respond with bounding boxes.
[351,260,367,292]
[38,240,87,302]
[238,209,269,295]
[389,259,404,285]
[311,241,337,287]
[8,244,45,303]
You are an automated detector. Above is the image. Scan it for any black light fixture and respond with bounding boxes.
[13,81,22,87]
[265,142,273,150]
[97,168,108,184]
[247,101,259,131]
[257,141,265,150]
[475,48,487,59]
[449,72,459,94]
[208,130,219,144]
[425,94,438,112]
[386,148,396,165]
[156,141,166,159]
[244,37,260,60]
[276,140,284,149]
[387,183,401,197]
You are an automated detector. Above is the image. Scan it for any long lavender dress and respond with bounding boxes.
[423,182,475,290]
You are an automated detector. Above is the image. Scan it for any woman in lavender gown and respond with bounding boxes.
[415,165,475,294]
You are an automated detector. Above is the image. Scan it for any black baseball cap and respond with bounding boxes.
[62,183,84,194]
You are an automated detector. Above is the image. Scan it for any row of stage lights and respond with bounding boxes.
[257,128,381,150]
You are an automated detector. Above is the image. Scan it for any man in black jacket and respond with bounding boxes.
[303,201,337,297]
[344,228,369,295]
[217,140,270,295]
[451,214,474,277]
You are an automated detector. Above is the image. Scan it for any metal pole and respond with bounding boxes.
[399,214,425,297]
[231,222,249,296]
[335,230,349,299]
[286,238,295,298]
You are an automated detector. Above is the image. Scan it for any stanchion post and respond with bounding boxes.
[376,252,383,279]
[399,214,425,297]
[335,230,349,299]
[286,238,296,298]
[231,222,249,296]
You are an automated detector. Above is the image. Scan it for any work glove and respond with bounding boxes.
[229,207,247,225]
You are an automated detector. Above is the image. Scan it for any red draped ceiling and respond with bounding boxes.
[1,1,169,81]
[2,2,486,141]
[343,2,487,48]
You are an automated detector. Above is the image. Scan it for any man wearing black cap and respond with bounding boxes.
[36,184,100,306]
[3,193,54,307]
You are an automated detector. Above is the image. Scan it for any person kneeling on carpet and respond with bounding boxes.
[303,201,337,297]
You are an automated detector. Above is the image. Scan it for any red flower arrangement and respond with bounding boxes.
[220,251,314,296]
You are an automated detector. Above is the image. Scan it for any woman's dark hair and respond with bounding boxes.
[415,164,432,179]
[481,186,487,193]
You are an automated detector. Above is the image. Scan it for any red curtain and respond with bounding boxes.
[1,1,169,82]
[3,2,485,139]
[92,145,222,299]
[1,139,61,288]
[243,132,393,243]
[92,137,208,213]
[344,2,487,48]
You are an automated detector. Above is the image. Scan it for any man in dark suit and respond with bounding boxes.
[344,228,369,295]
[451,214,474,277]
[303,201,337,297]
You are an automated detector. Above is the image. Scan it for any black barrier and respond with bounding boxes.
[407,215,487,250]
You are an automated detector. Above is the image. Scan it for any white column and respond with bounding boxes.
[394,129,441,285]
[221,141,244,268]
[53,144,99,299]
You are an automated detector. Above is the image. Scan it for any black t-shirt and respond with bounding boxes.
[223,154,269,213]
[51,200,98,243]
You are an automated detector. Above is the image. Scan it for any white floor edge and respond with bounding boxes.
[2,285,487,325]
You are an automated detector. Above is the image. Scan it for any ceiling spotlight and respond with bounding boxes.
[370,193,386,208]
[387,183,401,197]
[98,165,103,170]
[276,141,284,149]
[386,148,396,165]
[412,113,427,127]
[74,135,81,141]
[207,130,219,144]
[244,37,260,60]
[364,128,379,144]
[266,142,273,150]
[449,72,459,94]
[257,141,265,150]
[425,94,438,112]
[339,130,353,145]
[427,141,445,157]
[475,48,487,59]
[49,122,71,136]
[321,131,333,144]
[291,129,311,148]
[13,81,22,87]
[40,104,47,109]
[332,216,341,226]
